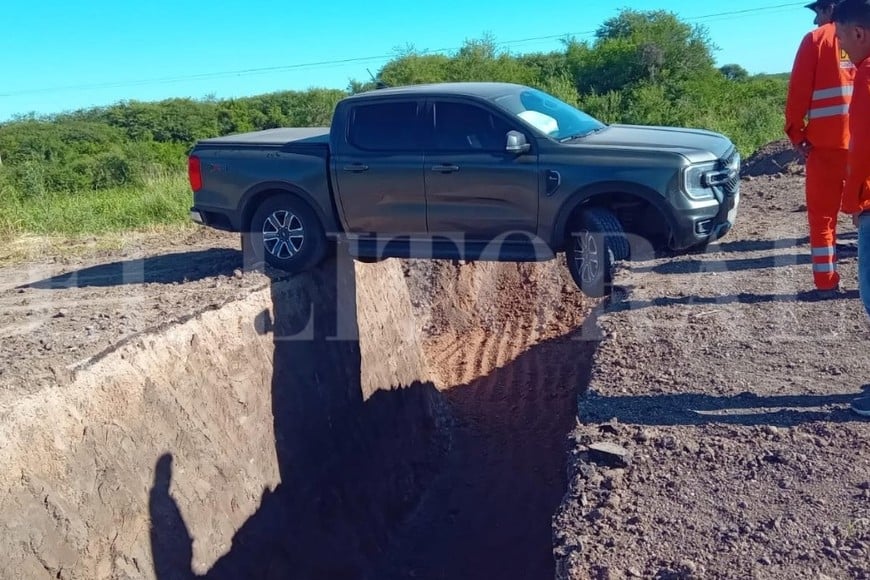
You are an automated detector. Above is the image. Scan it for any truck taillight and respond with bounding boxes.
[188,155,202,192]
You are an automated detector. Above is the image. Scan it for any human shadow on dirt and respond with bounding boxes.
[19,248,242,289]
[630,253,814,275]
[603,287,861,313]
[578,389,867,427]
[706,236,811,254]
[706,232,857,255]
[147,252,451,580]
[149,454,196,580]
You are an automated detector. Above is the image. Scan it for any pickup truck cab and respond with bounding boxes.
[188,81,740,297]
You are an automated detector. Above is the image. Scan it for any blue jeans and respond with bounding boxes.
[859,212,870,318]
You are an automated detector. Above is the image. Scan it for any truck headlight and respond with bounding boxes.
[682,162,718,201]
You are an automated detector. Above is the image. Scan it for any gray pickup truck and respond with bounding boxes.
[188,81,740,297]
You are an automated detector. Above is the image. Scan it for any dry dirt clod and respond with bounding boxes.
[588,442,632,468]
[634,429,653,444]
[658,435,678,451]
[679,559,699,574]
[599,423,620,436]
[578,462,598,479]
[604,495,622,510]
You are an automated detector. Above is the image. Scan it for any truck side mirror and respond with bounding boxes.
[506,131,531,154]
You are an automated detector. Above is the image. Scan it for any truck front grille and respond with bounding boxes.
[721,150,740,196]
[723,175,739,195]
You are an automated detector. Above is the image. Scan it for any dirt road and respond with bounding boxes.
[554,169,870,579]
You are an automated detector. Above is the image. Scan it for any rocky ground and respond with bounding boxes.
[0,140,867,579]
[554,145,870,579]
[0,229,263,413]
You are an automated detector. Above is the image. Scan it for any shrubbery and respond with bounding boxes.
[0,8,791,236]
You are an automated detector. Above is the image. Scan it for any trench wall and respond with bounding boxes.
[0,257,447,579]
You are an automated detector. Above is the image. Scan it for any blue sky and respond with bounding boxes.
[1,0,814,121]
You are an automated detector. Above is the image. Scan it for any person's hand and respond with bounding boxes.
[796,140,812,160]
[853,212,862,227]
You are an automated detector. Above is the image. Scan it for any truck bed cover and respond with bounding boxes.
[196,127,330,147]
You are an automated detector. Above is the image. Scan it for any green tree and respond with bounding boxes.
[569,9,718,95]
[719,64,750,81]
[378,52,453,86]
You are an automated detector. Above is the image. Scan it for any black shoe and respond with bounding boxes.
[836,242,858,258]
[817,287,843,299]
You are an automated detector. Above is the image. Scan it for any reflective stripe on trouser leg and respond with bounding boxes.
[805,148,847,290]
[812,246,837,277]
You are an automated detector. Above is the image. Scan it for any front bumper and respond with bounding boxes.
[669,186,740,250]
[668,147,741,250]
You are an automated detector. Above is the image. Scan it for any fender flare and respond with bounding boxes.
[550,181,677,249]
[237,180,338,233]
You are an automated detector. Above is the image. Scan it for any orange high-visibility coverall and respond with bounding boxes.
[843,56,870,216]
[785,22,856,290]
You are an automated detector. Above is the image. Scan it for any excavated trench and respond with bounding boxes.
[0,251,599,580]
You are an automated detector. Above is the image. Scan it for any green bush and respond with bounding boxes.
[91,151,142,190]
[10,160,47,199]
[0,7,789,238]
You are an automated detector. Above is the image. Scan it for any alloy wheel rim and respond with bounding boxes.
[263,210,304,259]
[574,230,600,284]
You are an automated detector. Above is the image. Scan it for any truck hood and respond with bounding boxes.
[574,124,734,163]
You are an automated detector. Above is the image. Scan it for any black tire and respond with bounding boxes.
[244,193,328,273]
[566,207,628,298]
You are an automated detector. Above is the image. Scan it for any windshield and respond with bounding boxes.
[493,88,606,141]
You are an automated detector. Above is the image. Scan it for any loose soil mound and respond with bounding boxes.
[740,139,804,178]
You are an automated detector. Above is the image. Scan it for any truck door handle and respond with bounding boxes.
[546,170,561,196]
[431,164,460,173]
[343,163,369,173]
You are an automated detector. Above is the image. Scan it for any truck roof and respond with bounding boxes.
[346,81,527,101]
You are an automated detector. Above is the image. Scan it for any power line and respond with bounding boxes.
[0,2,807,98]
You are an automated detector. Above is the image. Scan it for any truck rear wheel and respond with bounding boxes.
[566,207,628,298]
[245,194,328,273]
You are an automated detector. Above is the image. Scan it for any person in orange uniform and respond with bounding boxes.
[785,0,856,294]
[833,0,870,417]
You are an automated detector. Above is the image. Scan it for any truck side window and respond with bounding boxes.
[348,101,420,151]
[432,101,514,152]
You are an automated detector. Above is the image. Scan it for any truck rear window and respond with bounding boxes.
[348,101,420,151]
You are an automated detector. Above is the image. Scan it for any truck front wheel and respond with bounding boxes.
[566,207,628,298]
[244,194,328,273]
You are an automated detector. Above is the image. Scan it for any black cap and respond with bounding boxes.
[806,0,842,9]
[831,0,870,20]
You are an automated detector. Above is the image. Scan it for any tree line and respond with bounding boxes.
[0,9,789,200]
